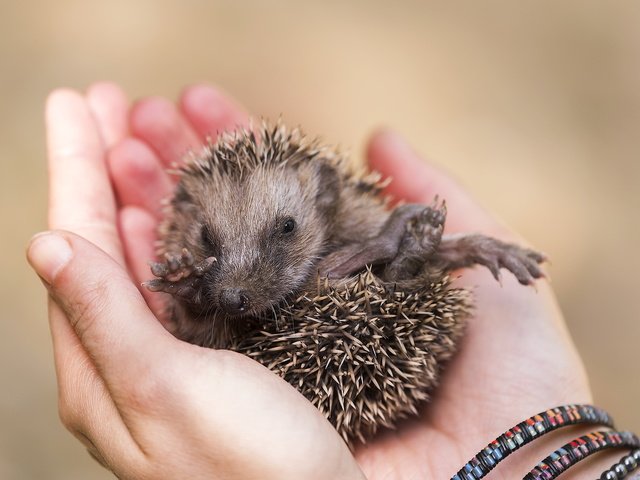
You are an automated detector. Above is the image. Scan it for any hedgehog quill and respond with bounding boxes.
[144,123,545,446]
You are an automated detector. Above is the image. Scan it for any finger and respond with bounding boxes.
[130,97,202,167]
[108,138,174,217]
[86,82,129,149]
[366,129,508,236]
[179,84,249,141]
[27,231,176,393]
[119,206,171,323]
[46,89,123,264]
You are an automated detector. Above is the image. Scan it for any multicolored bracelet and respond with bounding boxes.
[452,404,614,480]
[524,431,640,480]
[599,449,640,480]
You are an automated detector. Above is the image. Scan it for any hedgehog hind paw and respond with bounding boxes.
[499,248,547,285]
[473,241,547,286]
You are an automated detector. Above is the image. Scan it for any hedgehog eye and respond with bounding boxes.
[282,217,296,235]
[200,224,216,251]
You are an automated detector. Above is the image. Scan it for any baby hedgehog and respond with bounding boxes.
[145,123,545,445]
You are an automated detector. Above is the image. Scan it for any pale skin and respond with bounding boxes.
[27,82,618,479]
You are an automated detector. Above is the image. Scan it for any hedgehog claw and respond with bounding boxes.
[194,257,217,276]
[165,253,180,273]
[142,278,164,292]
[145,250,217,302]
[487,261,501,282]
[436,235,547,286]
[181,248,194,266]
[424,196,447,227]
[149,261,168,277]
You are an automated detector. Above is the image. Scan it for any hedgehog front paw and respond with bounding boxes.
[143,249,217,301]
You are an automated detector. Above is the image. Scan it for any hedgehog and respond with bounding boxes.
[144,123,545,446]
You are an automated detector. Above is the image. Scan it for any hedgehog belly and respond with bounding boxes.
[230,269,471,447]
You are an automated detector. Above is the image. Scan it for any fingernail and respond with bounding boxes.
[27,232,73,284]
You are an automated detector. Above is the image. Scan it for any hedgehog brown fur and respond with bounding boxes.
[145,122,544,446]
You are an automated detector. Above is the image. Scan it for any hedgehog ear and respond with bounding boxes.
[174,184,193,204]
[171,184,193,210]
[314,162,341,214]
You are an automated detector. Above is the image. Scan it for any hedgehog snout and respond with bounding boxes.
[219,288,251,316]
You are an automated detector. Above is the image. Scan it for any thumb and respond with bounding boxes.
[26,230,175,388]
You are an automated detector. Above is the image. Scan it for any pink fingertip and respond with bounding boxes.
[110,138,160,179]
[108,138,173,215]
[366,129,434,203]
[119,206,170,323]
[86,81,128,106]
[365,128,506,235]
[46,88,83,112]
[179,84,249,140]
[130,97,177,135]
[86,81,129,148]
[130,97,202,166]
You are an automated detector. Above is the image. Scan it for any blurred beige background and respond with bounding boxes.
[1,0,639,478]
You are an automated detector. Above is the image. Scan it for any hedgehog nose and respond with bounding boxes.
[220,288,250,315]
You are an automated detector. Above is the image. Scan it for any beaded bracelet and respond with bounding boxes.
[524,431,640,480]
[599,449,640,480]
[452,405,613,480]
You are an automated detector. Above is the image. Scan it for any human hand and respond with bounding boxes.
[27,84,365,480]
[355,132,597,478]
[106,83,600,478]
[30,82,602,480]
